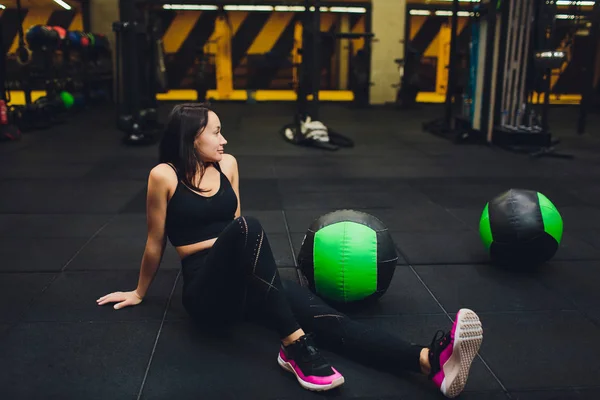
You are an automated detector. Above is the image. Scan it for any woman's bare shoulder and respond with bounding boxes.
[149,163,179,189]
[219,154,238,178]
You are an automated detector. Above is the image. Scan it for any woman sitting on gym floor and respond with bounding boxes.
[97,103,483,398]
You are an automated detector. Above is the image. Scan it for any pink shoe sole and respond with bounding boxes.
[277,353,345,391]
[440,309,484,398]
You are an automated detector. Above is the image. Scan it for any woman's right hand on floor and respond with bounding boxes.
[96,290,143,310]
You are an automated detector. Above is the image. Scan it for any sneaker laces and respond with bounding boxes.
[428,330,451,379]
[429,330,447,351]
[295,334,327,365]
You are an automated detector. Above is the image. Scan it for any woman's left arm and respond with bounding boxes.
[225,154,241,218]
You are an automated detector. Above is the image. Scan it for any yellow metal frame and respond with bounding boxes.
[154,89,354,102]
[292,20,303,91]
[416,92,582,105]
[436,23,451,96]
[5,90,580,105]
[213,13,235,100]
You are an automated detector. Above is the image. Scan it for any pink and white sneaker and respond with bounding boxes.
[428,309,483,398]
[277,334,345,391]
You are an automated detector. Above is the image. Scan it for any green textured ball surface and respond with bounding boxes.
[480,189,563,266]
[297,210,398,305]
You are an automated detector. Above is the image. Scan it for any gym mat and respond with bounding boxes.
[1,103,600,400]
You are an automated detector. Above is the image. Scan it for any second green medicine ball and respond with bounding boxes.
[480,189,563,267]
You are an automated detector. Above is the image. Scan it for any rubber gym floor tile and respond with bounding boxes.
[568,184,600,206]
[0,162,95,179]
[337,143,425,157]
[536,261,600,309]
[84,155,158,180]
[96,214,151,238]
[273,161,352,179]
[84,161,154,180]
[22,270,179,322]
[141,320,444,400]
[242,210,288,234]
[552,233,600,261]
[272,159,446,179]
[407,182,516,208]
[447,392,510,400]
[0,320,161,400]
[231,154,275,170]
[263,233,296,267]
[64,235,181,271]
[364,206,470,232]
[582,309,600,327]
[140,321,315,400]
[0,137,32,155]
[281,190,398,210]
[391,231,489,265]
[0,237,90,272]
[239,179,283,210]
[510,388,600,400]
[414,264,576,313]
[446,207,486,229]
[0,146,110,164]
[165,268,300,322]
[0,181,144,214]
[279,179,432,201]
[0,272,56,322]
[409,178,587,206]
[556,206,600,230]
[118,186,150,214]
[0,214,112,238]
[277,177,411,193]
[0,324,8,338]
[573,229,600,248]
[477,311,600,390]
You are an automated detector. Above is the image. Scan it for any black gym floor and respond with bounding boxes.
[1,103,600,400]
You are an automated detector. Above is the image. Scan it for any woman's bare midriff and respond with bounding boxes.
[175,237,218,259]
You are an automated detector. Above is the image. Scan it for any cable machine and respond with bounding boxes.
[424,0,576,159]
[113,0,165,145]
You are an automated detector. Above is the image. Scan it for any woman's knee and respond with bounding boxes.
[235,216,264,236]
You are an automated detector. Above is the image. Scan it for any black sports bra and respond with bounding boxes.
[164,162,238,246]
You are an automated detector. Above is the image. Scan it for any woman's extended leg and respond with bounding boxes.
[282,279,483,399]
[181,216,344,391]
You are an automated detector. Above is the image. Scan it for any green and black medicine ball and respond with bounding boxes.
[479,189,563,266]
[297,210,397,306]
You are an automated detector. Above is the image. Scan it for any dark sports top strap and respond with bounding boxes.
[166,163,179,177]
[213,161,222,173]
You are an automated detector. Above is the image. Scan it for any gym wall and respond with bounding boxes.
[154,8,366,92]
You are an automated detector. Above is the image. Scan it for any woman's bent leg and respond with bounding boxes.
[181,216,345,391]
[282,279,483,399]
[182,216,300,338]
[281,279,422,374]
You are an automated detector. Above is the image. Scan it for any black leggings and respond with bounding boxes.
[181,216,422,374]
